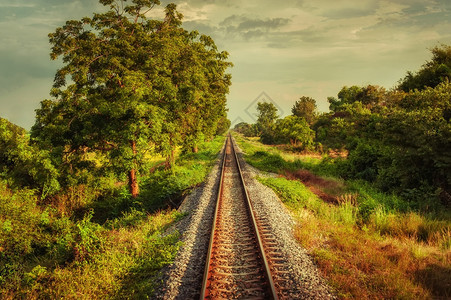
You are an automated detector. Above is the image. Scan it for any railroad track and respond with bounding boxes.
[200,134,281,299]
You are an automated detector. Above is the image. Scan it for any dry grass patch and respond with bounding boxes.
[283,169,347,204]
[294,211,450,299]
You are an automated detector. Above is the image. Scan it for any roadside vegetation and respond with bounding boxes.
[0,133,225,298]
[1,0,230,297]
[233,44,451,299]
[234,133,450,299]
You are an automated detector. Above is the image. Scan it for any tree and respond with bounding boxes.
[291,96,317,124]
[31,0,231,197]
[314,102,373,151]
[398,44,451,92]
[256,101,278,144]
[233,122,258,137]
[215,115,231,136]
[356,85,387,109]
[176,33,232,153]
[274,116,314,148]
[377,82,451,200]
[328,85,362,111]
[0,117,59,197]
[319,81,451,208]
[256,102,278,133]
[328,85,388,112]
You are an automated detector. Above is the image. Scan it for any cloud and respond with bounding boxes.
[220,15,290,30]
[183,21,218,36]
[1,0,450,128]
[170,0,232,8]
[0,3,35,8]
[217,15,291,40]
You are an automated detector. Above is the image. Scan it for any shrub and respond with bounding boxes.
[346,140,381,181]
[0,118,60,197]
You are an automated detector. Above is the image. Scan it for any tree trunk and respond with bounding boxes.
[128,168,139,198]
[192,144,198,153]
[165,148,176,170]
[128,140,139,198]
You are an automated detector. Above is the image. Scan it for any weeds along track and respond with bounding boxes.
[200,134,286,299]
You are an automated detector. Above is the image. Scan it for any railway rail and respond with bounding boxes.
[200,134,281,299]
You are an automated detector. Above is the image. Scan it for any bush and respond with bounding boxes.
[0,181,75,292]
[73,211,104,263]
[0,118,60,197]
[346,140,381,181]
[273,116,315,149]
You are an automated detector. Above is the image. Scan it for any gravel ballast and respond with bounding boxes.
[153,149,224,300]
[154,138,335,299]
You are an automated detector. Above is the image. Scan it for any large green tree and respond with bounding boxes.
[328,85,362,112]
[31,0,231,197]
[176,33,232,154]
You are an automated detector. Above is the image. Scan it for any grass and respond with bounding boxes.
[233,132,451,299]
[0,135,226,298]
[22,211,182,299]
[0,179,183,299]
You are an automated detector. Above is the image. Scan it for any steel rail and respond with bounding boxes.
[199,135,227,299]
[230,135,278,300]
[199,134,278,299]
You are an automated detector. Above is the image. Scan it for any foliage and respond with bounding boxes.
[215,116,231,136]
[234,134,450,299]
[256,101,278,142]
[314,101,373,150]
[254,101,316,148]
[31,0,232,197]
[39,211,182,299]
[233,122,259,137]
[0,181,74,291]
[315,78,451,207]
[398,44,451,92]
[345,140,382,182]
[273,115,315,149]
[327,85,362,112]
[0,133,225,298]
[327,85,387,112]
[0,118,60,197]
[291,96,317,124]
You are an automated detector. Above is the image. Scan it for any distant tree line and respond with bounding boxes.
[234,96,316,148]
[235,44,451,208]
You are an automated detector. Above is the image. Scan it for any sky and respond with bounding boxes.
[0,0,450,129]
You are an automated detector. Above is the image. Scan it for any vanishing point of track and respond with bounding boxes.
[200,134,279,299]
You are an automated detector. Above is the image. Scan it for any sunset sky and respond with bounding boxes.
[1,0,450,129]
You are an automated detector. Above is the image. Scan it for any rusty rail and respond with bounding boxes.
[200,134,278,299]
